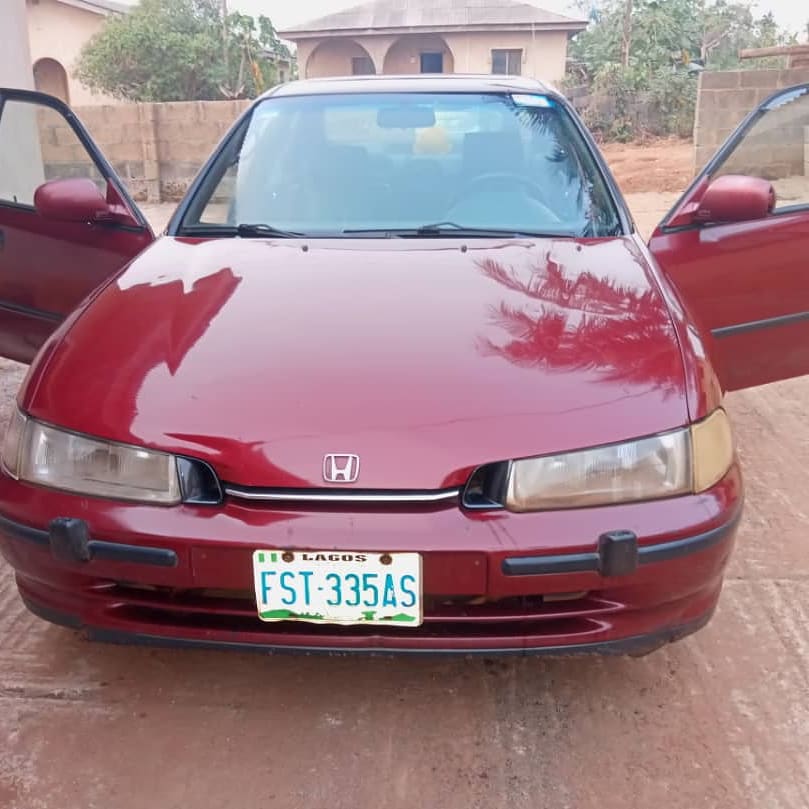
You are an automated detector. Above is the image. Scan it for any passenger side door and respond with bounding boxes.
[0,89,153,363]
[649,84,809,391]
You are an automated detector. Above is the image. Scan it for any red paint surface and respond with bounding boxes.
[24,234,695,489]
[0,218,752,652]
[8,76,808,652]
[0,200,152,363]
[0,469,740,651]
[693,175,775,224]
[650,210,809,391]
[34,178,111,223]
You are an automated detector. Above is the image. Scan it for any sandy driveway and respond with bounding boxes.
[2,187,808,809]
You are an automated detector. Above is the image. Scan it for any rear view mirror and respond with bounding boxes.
[694,175,775,224]
[377,105,436,129]
[34,177,111,223]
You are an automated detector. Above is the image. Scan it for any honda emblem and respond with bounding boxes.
[323,453,360,484]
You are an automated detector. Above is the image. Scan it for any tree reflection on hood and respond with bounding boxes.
[477,255,683,394]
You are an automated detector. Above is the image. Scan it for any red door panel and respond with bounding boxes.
[0,204,152,363]
[650,211,809,391]
[0,88,153,364]
[649,83,809,392]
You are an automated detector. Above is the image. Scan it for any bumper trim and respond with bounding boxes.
[502,551,600,576]
[20,592,714,657]
[224,485,461,504]
[85,539,177,567]
[0,513,178,568]
[0,514,50,548]
[1,506,741,577]
[502,508,741,577]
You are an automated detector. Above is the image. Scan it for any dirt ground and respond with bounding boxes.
[602,138,695,194]
[5,143,809,808]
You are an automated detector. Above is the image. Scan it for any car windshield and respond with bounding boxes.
[180,91,622,238]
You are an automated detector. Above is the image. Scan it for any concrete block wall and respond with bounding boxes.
[153,100,249,199]
[694,68,809,172]
[39,99,251,202]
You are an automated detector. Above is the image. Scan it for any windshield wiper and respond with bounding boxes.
[342,222,575,238]
[180,223,303,238]
[415,221,579,238]
[236,223,303,238]
[414,220,471,234]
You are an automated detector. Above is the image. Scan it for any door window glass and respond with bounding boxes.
[714,88,809,211]
[0,99,105,207]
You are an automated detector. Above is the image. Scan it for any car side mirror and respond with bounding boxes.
[34,177,112,223]
[694,175,775,225]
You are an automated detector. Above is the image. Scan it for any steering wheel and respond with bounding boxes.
[450,172,562,224]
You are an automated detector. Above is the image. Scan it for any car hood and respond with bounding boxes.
[26,236,688,489]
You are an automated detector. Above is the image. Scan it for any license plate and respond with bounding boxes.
[252,550,422,627]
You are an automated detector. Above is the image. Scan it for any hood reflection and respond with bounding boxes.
[477,254,682,392]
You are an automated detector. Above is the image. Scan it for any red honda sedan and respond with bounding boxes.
[0,76,807,655]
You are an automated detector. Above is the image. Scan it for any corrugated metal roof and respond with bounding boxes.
[280,0,586,36]
[56,0,129,15]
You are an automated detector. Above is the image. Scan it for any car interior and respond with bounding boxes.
[193,95,619,236]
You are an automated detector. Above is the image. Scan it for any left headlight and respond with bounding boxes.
[1,410,181,505]
[505,409,734,512]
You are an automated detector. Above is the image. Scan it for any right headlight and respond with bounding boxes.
[505,408,734,512]
[1,410,181,505]
[689,408,735,492]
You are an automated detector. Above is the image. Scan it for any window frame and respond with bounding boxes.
[659,84,809,233]
[0,97,104,211]
[491,49,523,76]
[351,56,375,76]
[169,89,634,238]
[419,52,444,74]
[714,88,809,216]
[0,88,149,231]
[178,113,252,228]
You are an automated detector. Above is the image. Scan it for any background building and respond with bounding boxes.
[26,0,126,105]
[280,0,586,82]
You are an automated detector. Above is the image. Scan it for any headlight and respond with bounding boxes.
[505,409,734,512]
[690,408,734,492]
[1,410,181,505]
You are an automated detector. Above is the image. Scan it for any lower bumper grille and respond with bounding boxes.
[95,583,620,640]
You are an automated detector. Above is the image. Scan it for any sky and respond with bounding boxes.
[117,0,808,36]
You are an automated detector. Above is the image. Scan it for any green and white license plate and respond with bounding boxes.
[252,550,422,627]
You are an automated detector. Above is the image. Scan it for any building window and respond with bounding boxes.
[352,56,375,75]
[420,52,444,73]
[491,49,522,75]
[32,58,70,103]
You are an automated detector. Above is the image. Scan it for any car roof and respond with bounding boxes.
[264,74,560,100]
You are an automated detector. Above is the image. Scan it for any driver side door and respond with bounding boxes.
[649,84,809,391]
[0,88,153,364]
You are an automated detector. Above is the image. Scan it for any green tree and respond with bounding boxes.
[76,0,291,102]
[568,0,797,140]
[219,11,292,98]
[571,0,795,77]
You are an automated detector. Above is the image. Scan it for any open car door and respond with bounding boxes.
[0,88,153,364]
[649,83,809,392]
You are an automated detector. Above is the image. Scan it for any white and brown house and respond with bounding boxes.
[279,0,587,83]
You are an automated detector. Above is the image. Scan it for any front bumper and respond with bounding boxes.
[0,468,742,655]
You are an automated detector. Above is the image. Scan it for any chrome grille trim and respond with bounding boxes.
[224,486,462,504]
